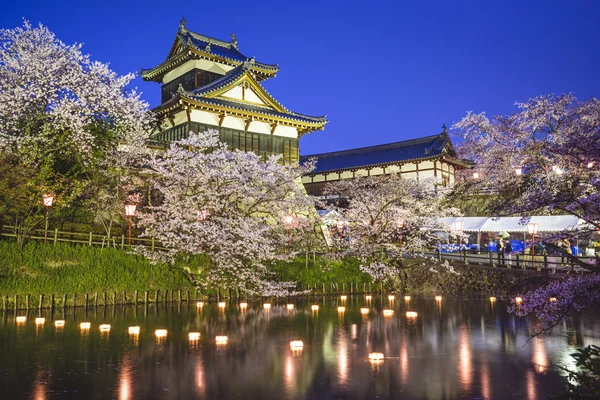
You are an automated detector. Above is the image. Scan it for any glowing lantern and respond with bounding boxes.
[218,302,226,308]
[388,295,395,301]
[54,320,65,327]
[128,326,140,335]
[240,302,248,309]
[454,220,464,234]
[383,309,394,317]
[99,324,111,332]
[263,303,271,309]
[337,306,345,312]
[473,172,480,179]
[360,308,369,314]
[35,317,45,325]
[290,340,304,350]
[311,305,319,311]
[215,336,228,344]
[189,332,201,341]
[406,311,418,318]
[515,167,523,175]
[365,295,372,300]
[196,302,204,307]
[287,304,295,310]
[515,297,523,304]
[80,322,91,330]
[42,194,54,207]
[489,297,496,302]
[587,161,595,169]
[340,295,347,301]
[16,316,26,323]
[404,295,411,301]
[368,352,384,362]
[549,297,557,302]
[155,329,168,338]
[435,296,442,301]
[526,222,539,235]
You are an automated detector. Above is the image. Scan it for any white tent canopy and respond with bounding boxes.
[440,215,584,233]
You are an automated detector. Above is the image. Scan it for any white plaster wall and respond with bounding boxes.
[355,169,369,177]
[221,115,245,130]
[245,88,263,104]
[386,165,400,173]
[401,164,416,172]
[420,160,434,169]
[273,125,298,138]
[326,173,339,181]
[419,170,435,178]
[340,171,353,179]
[190,109,219,126]
[221,86,243,99]
[313,174,325,183]
[441,162,449,171]
[248,121,271,134]
[301,176,312,184]
[173,111,188,126]
[371,167,384,176]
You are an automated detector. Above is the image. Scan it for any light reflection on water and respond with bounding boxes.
[0,297,598,399]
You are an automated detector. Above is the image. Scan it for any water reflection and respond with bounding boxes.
[0,298,598,399]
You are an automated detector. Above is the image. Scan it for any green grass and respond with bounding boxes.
[270,256,371,287]
[0,241,194,304]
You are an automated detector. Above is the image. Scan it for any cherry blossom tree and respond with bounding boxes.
[322,174,461,289]
[452,94,600,330]
[0,21,153,246]
[137,129,320,297]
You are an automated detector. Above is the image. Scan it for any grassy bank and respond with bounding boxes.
[0,241,194,304]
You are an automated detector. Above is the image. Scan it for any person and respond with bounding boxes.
[562,238,573,270]
[505,239,513,267]
[497,238,505,265]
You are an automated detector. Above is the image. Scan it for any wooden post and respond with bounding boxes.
[50,294,55,310]
[2,295,6,310]
[343,282,345,293]
[103,292,107,306]
[84,293,88,308]
[94,292,98,307]
[112,291,116,305]
[123,291,127,305]
[543,255,548,270]
[26,294,30,310]
[73,293,77,307]
[89,231,93,246]
[155,290,159,304]
[322,282,325,295]
[14,295,18,311]
[121,235,125,249]
[516,254,520,269]
[151,237,155,251]
[164,290,168,304]
[38,294,43,309]
[144,291,148,306]
[178,289,182,303]
[488,251,493,266]
[63,294,67,308]
[186,289,190,302]
[135,290,138,305]
[53,228,58,246]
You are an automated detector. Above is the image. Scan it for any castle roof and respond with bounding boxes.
[301,131,469,174]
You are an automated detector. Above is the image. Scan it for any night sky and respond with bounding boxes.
[2,0,599,155]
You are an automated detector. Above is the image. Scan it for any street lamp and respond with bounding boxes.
[284,215,294,253]
[42,194,54,243]
[124,204,137,246]
[526,222,538,269]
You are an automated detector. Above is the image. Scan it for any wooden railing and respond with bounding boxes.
[0,225,166,250]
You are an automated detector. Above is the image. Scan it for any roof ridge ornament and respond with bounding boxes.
[177,84,187,95]
[442,124,448,134]
[230,32,238,49]
[205,41,211,52]
[179,17,187,32]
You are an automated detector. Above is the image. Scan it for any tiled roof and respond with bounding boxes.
[180,31,278,71]
[300,133,453,174]
[185,64,326,124]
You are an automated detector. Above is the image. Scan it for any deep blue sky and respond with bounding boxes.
[2,0,599,155]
